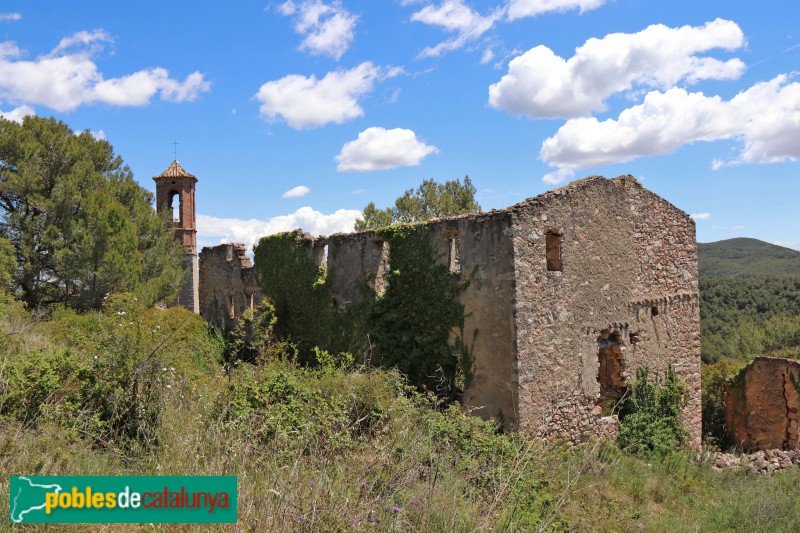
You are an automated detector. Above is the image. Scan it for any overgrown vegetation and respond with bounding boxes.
[0,116,185,310]
[698,239,800,447]
[617,366,687,457]
[371,224,468,391]
[254,226,472,395]
[2,295,800,530]
[2,124,799,527]
[700,358,745,449]
[0,293,221,454]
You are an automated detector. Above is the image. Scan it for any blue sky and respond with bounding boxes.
[1,1,798,252]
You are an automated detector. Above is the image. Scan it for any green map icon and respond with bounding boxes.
[9,477,63,523]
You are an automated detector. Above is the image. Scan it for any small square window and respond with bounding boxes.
[546,231,562,271]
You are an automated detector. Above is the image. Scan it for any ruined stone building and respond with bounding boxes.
[199,243,260,329]
[726,357,800,451]
[194,175,702,446]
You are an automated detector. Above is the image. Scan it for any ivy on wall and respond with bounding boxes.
[254,232,332,363]
[253,226,470,393]
[371,224,468,391]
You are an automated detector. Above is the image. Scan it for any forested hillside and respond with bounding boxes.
[700,276,800,363]
[698,239,800,445]
[698,239,800,362]
[698,238,800,278]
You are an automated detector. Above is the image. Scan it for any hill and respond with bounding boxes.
[698,238,800,278]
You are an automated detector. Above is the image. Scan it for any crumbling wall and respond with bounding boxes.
[427,213,518,429]
[208,175,700,445]
[326,231,387,307]
[725,357,800,451]
[199,243,260,329]
[511,176,700,447]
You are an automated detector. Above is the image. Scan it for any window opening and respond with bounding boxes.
[170,192,180,223]
[545,231,562,271]
[448,237,462,274]
[228,295,235,319]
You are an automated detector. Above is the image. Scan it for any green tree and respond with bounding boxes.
[0,237,15,291]
[0,116,184,310]
[355,176,481,231]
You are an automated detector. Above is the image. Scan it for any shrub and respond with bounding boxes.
[617,366,687,457]
[701,359,745,448]
[1,293,224,452]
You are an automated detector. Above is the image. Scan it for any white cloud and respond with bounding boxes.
[0,31,211,112]
[489,19,745,119]
[0,13,22,22]
[690,213,711,220]
[0,105,34,122]
[197,207,362,250]
[409,1,502,58]
[90,129,106,140]
[254,62,397,129]
[282,185,311,198]
[506,0,608,20]
[278,1,357,60]
[336,127,439,172]
[49,30,112,55]
[539,75,800,182]
[480,48,495,64]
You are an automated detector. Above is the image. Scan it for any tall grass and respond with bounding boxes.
[2,295,800,531]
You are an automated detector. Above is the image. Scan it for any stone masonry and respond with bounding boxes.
[198,175,701,446]
[199,243,261,330]
[725,357,800,451]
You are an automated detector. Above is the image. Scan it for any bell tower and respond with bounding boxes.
[153,160,199,313]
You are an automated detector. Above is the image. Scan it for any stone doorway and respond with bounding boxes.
[597,330,627,412]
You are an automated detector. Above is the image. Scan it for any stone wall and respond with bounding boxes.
[322,215,518,428]
[199,243,260,329]
[326,231,387,307]
[510,176,700,447]
[427,212,518,429]
[725,357,800,451]
[175,253,199,315]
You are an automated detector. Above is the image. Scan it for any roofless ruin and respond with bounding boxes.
[156,164,701,447]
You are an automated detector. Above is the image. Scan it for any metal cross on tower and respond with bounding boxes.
[172,140,179,160]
